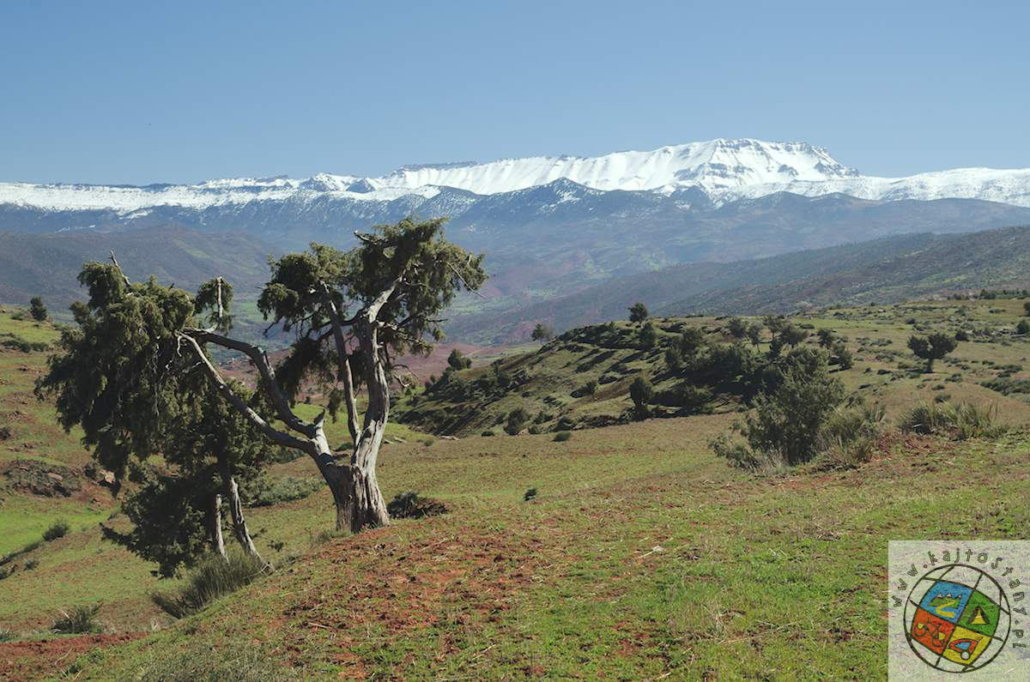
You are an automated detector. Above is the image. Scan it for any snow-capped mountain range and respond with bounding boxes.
[3,138,1030,212]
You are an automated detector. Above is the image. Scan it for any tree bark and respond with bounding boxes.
[217,457,267,568]
[209,492,226,559]
[181,275,403,535]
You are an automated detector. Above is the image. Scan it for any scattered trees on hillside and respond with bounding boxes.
[29,296,48,322]
[629,302,649,323]
[531,323,554,342]
[38,218,485,534]
[908,332,958,373]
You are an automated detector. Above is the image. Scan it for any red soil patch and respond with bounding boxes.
[273,519,563,675]
[0,633,144,681]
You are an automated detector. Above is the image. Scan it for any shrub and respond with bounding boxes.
[523,488,538,502]
[43,520,70,541]
[24,558,39,570]
[908,333,958,372]
[151,550,267,619]
[901,401,1001,440]
[714,348,844,469]
[29,296,48,322]
[628,302,649,323]
[386,491,449,519]
[1017,319,1030,335]
[0,628,13,642]
[481,430,496,437]
[553,431,572,442]
[244,477,321,507]
[504,408,530,435]
[815,404,887,469]
[52,604,102,634]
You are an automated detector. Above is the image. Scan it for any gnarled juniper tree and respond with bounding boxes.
[42,218,485,535]
[36,262,273,574]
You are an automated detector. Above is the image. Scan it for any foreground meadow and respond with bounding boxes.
[0,300,1028,679]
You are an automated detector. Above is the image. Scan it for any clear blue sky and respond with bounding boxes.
[2,1,1027,184]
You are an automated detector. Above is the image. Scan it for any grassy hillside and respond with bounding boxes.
[1,299,1028,679]
[448,225,1030,344]
[37,409,1030,679]
[0,305,421,675]
[400,296,1030,437]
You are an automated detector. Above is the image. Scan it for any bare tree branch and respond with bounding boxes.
[178,333,311,452]
[183,328,316,439]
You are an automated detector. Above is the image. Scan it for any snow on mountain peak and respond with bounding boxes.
[368,138,858,196]
[1,139,1029,213]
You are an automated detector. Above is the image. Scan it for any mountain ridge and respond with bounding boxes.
[4,138,1030,212]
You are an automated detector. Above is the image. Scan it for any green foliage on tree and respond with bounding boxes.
[778,323,809,348]
[714,347,845,468]
[726,317,748,339]
[38,218,487,540]
[447,348,472,371]
[639,321,657,349]
[29,296,48,322]
[505,407,530,435]
[678,327,706,357]
[908,332,958,372]
[531,323,554,342]
[629,376,654,419]
[628,302,649,323]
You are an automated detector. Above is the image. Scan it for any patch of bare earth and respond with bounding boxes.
[0,633,144,680]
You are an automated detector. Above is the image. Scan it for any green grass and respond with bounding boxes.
[57,423,1030,679]
[1,299,1029,678]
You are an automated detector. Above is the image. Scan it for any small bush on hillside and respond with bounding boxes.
[481,429,496,437]
[523,488,538,501]
[712,348,845,470]
[386,491,449,519]
[815,404,887,469]
[151,551,267,619]
[243,476,321,507]
[0,628,14,642]
[43,520,70,541]
[52,604,102,634]
[901,401,1001,441]
[505,408,531,435]
[1017,319,1030,335]
[24,558,39,570]
[553,431,572,442]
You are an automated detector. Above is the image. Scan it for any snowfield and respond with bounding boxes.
[3,138,1030,213]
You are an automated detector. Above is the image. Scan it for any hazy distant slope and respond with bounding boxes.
[447,226,1030,343]
[0,227,274,316]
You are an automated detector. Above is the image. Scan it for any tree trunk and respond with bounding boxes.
[218,458,267,567]
[311,422,389,533]
[209,492,226,559]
